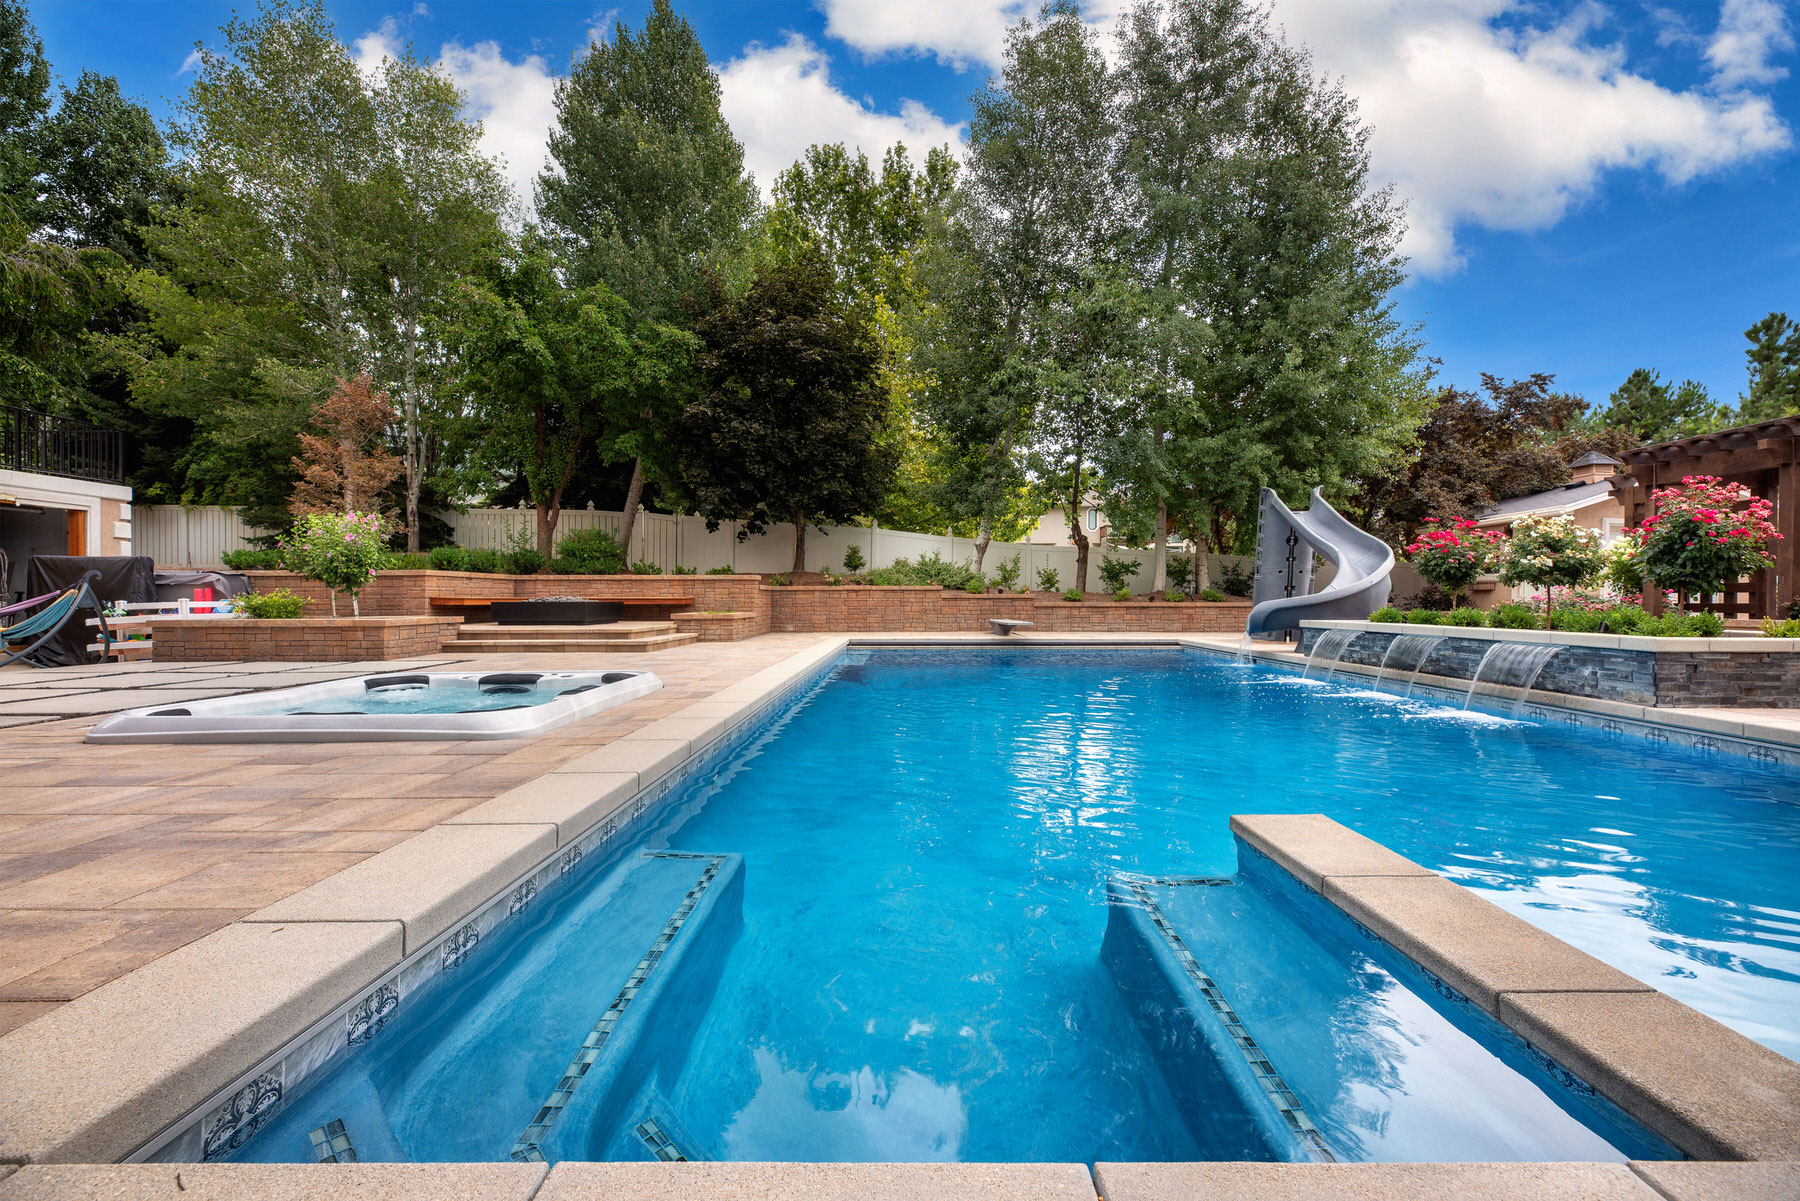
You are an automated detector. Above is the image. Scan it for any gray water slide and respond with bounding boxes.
[1244,487,1394,639]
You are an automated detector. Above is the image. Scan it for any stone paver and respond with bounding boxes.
[0,1163,549,1200]
[1093,1162,1658,1201]
[1629,1160,1800,1201]
[0,636,827,1022]
[537,1162,1098,1201]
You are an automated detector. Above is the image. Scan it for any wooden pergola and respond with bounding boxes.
[1613,415,1800,619]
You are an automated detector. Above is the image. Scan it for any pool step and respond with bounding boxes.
[1103,852,1670,1163]
[442,621,698,654]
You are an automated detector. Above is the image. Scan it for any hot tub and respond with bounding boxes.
[84,669,661,743]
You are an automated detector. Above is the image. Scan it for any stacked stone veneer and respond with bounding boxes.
[1295,626,1800,709]
[152,616,464,662]
[240,571,1252,637]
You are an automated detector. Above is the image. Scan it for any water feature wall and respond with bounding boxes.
[1288,626,1735,709]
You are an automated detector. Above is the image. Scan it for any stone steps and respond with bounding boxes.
[443,631,698,654]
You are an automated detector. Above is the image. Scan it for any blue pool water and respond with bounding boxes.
[234,647,1799,1165]
[235,682,563,716]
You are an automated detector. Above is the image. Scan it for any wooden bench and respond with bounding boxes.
[429,595,695,611]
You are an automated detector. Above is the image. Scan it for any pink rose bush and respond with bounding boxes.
[1627,475,1781,602]
[1404,518,1505,606]
[280,510,389,616]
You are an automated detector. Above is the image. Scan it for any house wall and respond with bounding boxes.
[0,469,133,601]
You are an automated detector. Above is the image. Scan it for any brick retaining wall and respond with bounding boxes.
[238,572,1250,637]
[151,616,465,662]
[671,611,761,642]
[764,586,1251,633]
[1295,626,1800,709]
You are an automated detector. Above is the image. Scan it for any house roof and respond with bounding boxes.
[1476,479,1619,524]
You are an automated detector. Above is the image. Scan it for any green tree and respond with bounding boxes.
[35,70,174,265]
[453,236,661,554]
[1109,0,1428,586]
[1591,367,1731,444]
[927,1,1114,569]
[0,196,107,407]
[0,0,50,208]
[681,252,895,573]
[362,43,509,547]
[1737,312,1799,422]
[538,0,756,554]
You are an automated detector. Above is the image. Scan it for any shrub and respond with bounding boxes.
[1037,566,1060,592]
[280,511,387,616]
[554,528,625,575]
[381,552,431,570]
[861,552,983,591]
[1198,587,1225,602]
[842,544,866,574]
[1500,514,1606,592]
[1114,586,1133,602]
[768,572,790,586]
[992,555,1022,592]
[1369,605,1403,623]
[1636,610,1725,637]
[1602,530,1646,596]
[231,588,309,619]
[705,565,737,575]
[1163,589,1184,603]
[1166,553,1195,592]
[671,564,697,575]
[629,560,660,575]
[1760,617,1800,638]
[428,545,470,572]
[464,548,504,574]
[1217,560,1254,596]
[820,569,845,586]
[1062,588,1084,602]
[1488,602,1539,629]
[220,548,282,570]
[1633,475,1781,603]
[1442,606,1486,627]
[1403,608,1443,625]
[1099,556,1138,594]
[505,547,547,575]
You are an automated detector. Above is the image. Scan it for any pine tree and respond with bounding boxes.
[1594,367,1731,444]
[1738,313,1800,422]
[289,375,405,523]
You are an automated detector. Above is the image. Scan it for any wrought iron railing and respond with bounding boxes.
[1,405,124,484]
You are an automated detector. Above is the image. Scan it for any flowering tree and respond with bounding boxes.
[1403,518,1505,606]
[1500,514,1606,592]
[1601,529,1646,598]
[1632,475,1781,603]
[280,511,387,616]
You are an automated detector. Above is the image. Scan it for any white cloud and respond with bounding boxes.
[715,34,966,193]
[176,48,203,76]
[435,40,560,203]
[817,0,1793,276]
[351,22,559,206]
[1706,0,1794,88]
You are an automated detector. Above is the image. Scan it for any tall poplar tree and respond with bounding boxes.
[537,0,756,552]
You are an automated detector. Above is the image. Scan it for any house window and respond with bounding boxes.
[1601,518,1623,545]
[1086,509,1099,532]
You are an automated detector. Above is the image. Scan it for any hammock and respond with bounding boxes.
[1,572,110,669]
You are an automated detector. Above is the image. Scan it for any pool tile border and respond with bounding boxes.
[1230,814,1800,1161]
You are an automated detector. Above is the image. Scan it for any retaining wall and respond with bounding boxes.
[151,616,464,662]
[1296,622,1800,709]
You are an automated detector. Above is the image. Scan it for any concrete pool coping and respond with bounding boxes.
[0,634,1796,1197]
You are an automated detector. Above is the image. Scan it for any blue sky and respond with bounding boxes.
[26,0,1800,412]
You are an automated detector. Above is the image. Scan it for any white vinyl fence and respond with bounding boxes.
[135,504,1256,593]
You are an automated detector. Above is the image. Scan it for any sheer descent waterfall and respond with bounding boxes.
[1463,642,1564,714]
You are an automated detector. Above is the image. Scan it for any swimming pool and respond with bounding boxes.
[200,646,1798,1164]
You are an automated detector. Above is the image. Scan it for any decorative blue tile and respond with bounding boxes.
[346,984,397,1047]
[308,1118,357,1163]
[441,924,479,972]
[509,880,538,917]
[201,1070,282,1162]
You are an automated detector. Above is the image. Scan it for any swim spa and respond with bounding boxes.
[136,646,1798,1165]
[85,669,661,743]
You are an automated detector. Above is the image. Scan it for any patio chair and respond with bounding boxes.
[0,571,110,668]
